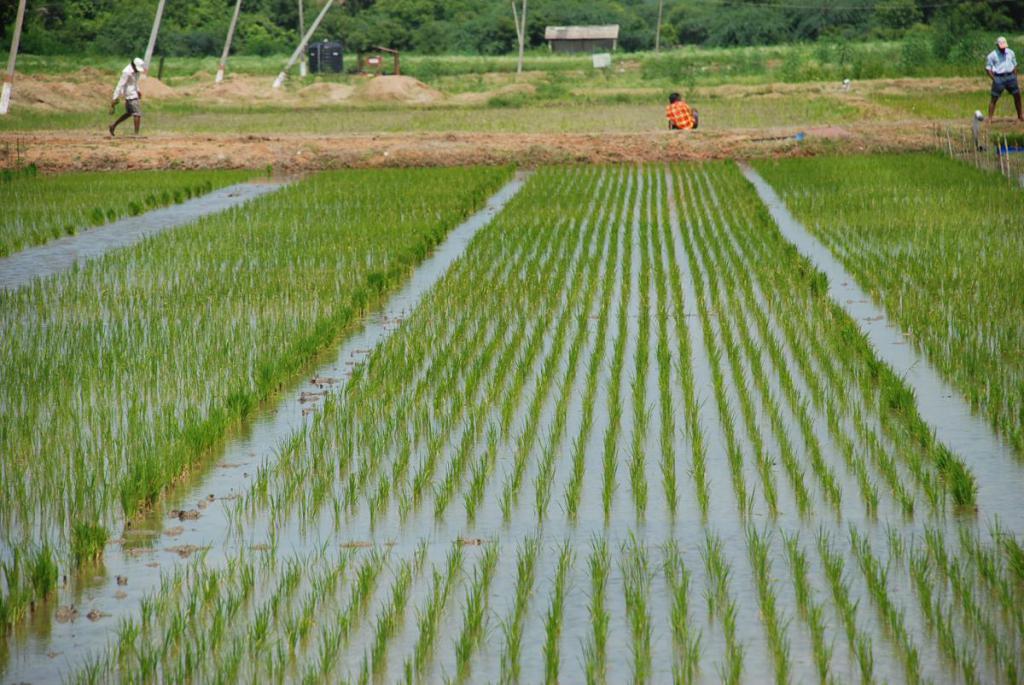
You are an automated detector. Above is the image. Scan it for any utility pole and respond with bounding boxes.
[0,0,28,115]
[216,0,244,83]
[655,0,664,52]
[142,0,166,75]
[273,0,341,89]
[513,0,527,75]
[298,0,307,77]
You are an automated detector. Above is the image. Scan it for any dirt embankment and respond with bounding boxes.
[9,70,461,111]
[13,69,176,111]
[0,121,939,173]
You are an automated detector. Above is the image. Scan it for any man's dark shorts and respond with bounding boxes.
[125,98,142,116]
[992,73,1020,98]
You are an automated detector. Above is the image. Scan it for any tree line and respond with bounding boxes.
[1,0,1022,57]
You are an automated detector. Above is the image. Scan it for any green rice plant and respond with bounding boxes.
[849,528,922,684]
[583,538,611,685]
[662,541,701,685]
[746,527,792,684]
[454,543,499,682]
[499,536,540,684]
[781,532,832,684]
[621,535,653,683]
[543,542,574,685]
[369,559,414,675]
[0,169,251,256]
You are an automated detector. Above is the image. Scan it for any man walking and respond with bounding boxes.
[986,36,1022,122]
[666,92,698,131]
[109,57,146,137]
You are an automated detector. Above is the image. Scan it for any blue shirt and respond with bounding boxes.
[987,48,1017,75]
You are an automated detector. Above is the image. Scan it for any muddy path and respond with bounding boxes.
[0,121,941,172]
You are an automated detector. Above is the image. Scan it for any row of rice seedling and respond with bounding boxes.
[0,166,512,635]
[47,161,1024,682]
[0,168,253,256]
[754,152,1024,454]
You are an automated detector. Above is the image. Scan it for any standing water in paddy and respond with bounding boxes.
[17,164,1020,685]
[0,171,528,684]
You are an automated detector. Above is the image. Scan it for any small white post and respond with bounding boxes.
[216,0,244,83]
[0,0,28,115]
[273,0,339,89]
[298,0,308,77]
[142,0,167,74]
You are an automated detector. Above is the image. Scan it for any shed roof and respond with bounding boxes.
[544,25,620,41]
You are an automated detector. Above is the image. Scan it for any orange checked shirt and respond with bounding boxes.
[666,101,695,130]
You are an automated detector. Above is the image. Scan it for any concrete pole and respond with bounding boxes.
[0,0,28,115]
[273,0,339,89]
[216,0,244,83]
[655,0,664,52]
[142,0,166,74]
[516,0,527,76]
[298,0,307,77]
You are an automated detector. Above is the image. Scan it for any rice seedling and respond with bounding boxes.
[453,543,499,682]
[621,535,653,683]
[781,532,832,684]
[499,536,540,685]
[662,541,701,685]
[583,538,611,685]
[745,527,791,684]
[543,543,574,685]
[0,168,252,256]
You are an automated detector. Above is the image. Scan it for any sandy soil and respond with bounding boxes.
[0,121,940,172]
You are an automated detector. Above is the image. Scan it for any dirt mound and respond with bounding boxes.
[12,77,107,111]
[357,76,443,104]
[186,75,288,102]
[141,76,174,99]
[451,82,536,105]
[299,82,355,103]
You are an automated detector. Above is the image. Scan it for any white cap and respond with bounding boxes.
[132,57,146,71]
[997,36,1008,48]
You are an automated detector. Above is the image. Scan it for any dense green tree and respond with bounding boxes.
[0,0,1021,57]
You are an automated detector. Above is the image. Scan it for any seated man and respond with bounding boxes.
[666,92,698,130]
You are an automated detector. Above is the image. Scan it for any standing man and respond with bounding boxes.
[986,36,1023,122]
[666,92,698,130]
[109,57,146,137]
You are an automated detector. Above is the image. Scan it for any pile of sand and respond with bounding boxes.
[181,75,288,103]
[356,76,443,104]
[140,76,174,99]
[11,71,174,111]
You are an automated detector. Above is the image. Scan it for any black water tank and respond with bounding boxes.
[308,40,343,73]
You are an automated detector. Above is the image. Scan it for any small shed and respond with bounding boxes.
[544,25,620,53]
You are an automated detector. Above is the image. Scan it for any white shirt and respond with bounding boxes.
[987,48,1017,75]
[112,64,142,101]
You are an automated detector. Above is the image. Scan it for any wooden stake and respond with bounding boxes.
[216,0,244,83]
[273,0,341,89]
[0,0,28,115]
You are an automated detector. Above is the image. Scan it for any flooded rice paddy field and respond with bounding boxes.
[3,160,1024,684]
